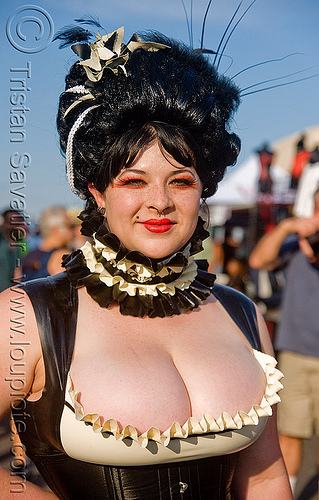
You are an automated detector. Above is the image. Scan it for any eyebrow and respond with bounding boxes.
[121,168,197,176]
[121,168,146,175]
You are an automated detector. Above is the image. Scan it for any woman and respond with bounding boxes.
[0,26,291,499]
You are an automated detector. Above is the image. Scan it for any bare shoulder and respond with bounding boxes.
[0,286,42,420]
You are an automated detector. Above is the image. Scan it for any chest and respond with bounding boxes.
[68,294,266,434]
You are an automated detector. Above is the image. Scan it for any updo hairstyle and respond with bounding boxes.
[57,31,241,202]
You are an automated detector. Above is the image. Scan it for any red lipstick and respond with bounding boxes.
[143,218,173,233]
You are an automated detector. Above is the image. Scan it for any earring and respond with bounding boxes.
[97,206,106,215]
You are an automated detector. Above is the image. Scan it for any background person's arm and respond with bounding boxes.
[249,216,319,270]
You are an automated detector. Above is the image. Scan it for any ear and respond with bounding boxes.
[88,183,105,208]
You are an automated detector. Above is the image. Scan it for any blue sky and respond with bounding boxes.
[1,0,318,218]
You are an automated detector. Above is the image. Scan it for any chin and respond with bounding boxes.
[123,232,192,260]
[139,243,184,260]
[144,251,175,260]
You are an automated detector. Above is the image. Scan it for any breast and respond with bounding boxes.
[69,340,268,437]
[70,294,271,436]
[69,344,193,434]
[60,387,269,466]
[173,341,267,422]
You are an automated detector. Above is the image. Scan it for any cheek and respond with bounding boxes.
[178,194,201,237]
[104,192,140,232]
[179,191,201,216]
[107,189,143,209]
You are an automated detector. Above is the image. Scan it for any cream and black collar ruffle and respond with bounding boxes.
[63,210,215,318]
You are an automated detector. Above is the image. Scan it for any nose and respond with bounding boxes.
[147,184,174,215]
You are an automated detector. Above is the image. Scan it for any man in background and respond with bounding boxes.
[249,189,319,495]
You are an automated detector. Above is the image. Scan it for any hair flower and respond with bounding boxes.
[74,26,170,82]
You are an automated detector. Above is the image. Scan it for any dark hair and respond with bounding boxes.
[57,31,241,201]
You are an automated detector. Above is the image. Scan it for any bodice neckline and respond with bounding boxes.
[65,349,283,448]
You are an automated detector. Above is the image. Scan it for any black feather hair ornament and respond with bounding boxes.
[180,0,319,97]
[74,15,104,29]
[54,2,318,203]
[53,26,93,49]
[54,4,319,97]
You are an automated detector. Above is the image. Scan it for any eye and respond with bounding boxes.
[170,176,197,187]
[117,176,146,187]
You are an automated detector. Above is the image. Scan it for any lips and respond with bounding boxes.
[142,218,173,233]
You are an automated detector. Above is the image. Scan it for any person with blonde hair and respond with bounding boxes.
[20,206,74,281]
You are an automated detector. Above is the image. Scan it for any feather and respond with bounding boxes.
[193,48,217,55]
[74,16,104,30]
[241,72,319,97]
[231,53,305,79]
[53,26,94,49]
[241,65,317,92]
[190,0,194,49]
[180,0,192,48]
[200,0,214,50]
[216,0,257,70]
[213,1,242,66]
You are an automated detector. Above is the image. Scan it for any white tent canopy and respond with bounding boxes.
[207,125,319,208]
[272,125,319,172]
[207,154,291,207]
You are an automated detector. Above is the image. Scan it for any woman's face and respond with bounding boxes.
[89,140,203,259]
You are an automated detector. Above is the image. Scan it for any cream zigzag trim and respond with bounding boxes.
[67,350,283,448]
[80,239,198,296]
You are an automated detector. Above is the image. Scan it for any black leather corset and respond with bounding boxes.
[12,273,260,499]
